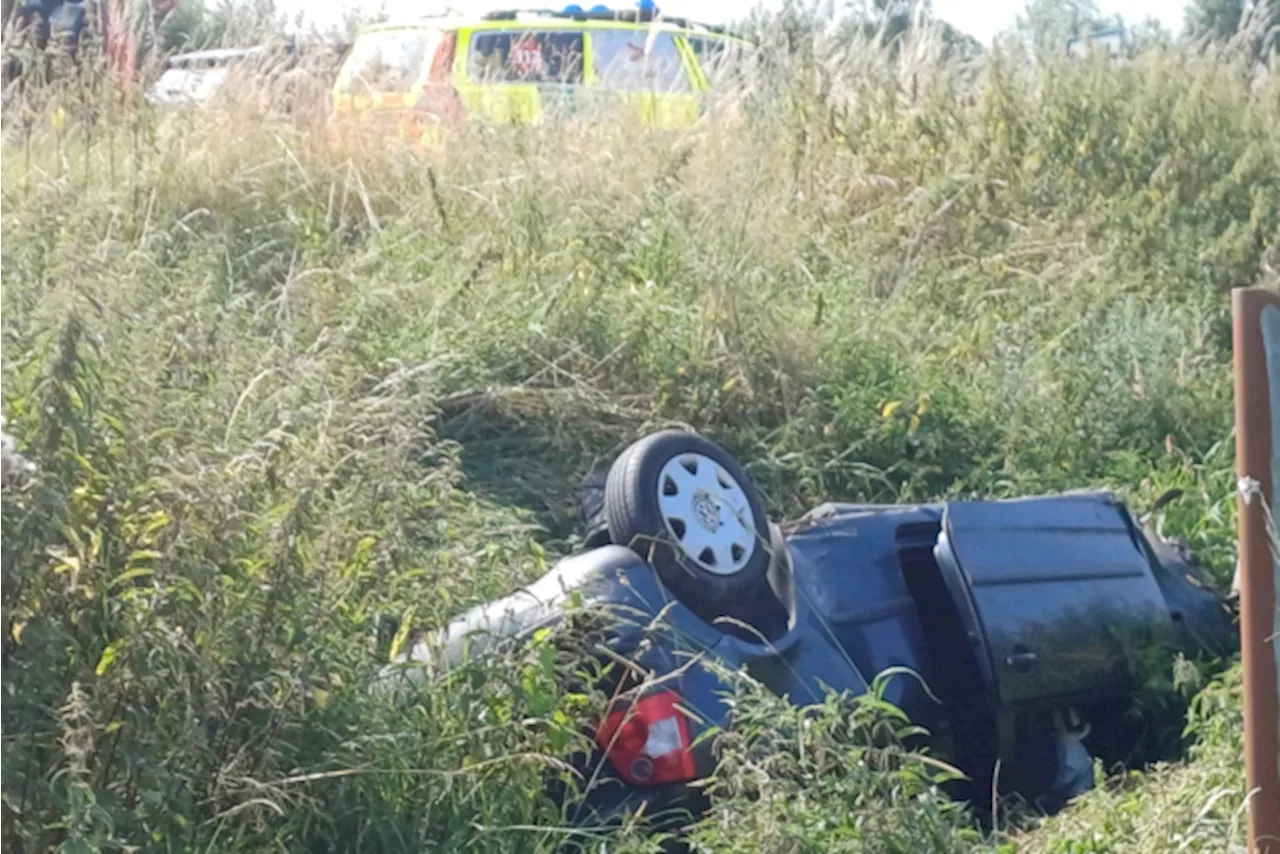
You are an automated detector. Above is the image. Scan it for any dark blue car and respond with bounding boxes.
[8,1,91,54]
[378,430,1237,830]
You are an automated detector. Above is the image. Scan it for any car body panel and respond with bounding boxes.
[144,48,266,107]
[1138,527,1238,660]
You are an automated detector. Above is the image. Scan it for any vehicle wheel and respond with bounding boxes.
[604,430,772,620]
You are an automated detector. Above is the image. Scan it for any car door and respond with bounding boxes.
[934,494,1175,708]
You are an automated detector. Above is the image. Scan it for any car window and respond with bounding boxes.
[467,30,585,84]
[591,29,691,93]
[686,36,749,89]
[335,28,438,94]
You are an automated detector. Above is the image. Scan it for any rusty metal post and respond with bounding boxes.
[1233,287,1280,853]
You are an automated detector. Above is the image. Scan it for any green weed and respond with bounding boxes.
[2,13,1274,853]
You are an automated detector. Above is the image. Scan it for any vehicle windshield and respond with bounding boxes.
[335,27,439,94]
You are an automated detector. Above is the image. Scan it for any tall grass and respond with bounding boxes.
[2,14,1275,852]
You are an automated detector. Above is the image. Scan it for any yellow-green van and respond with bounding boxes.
[327,6,750,146]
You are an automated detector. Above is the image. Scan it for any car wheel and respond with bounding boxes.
[604,430,772,621]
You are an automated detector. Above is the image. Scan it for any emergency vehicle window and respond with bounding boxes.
[467,31,585,84]
[591,30,691,93]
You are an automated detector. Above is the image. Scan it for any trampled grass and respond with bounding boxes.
[1,15,1276,853]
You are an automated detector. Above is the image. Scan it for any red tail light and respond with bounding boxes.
[594,690,696,786]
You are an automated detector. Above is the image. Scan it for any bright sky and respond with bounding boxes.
[932,0,1188,43]
[280,0,1192,44]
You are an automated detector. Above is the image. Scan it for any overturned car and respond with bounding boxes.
[378,429,1238,828]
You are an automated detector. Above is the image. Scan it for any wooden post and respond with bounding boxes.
[1233,287,1280,853]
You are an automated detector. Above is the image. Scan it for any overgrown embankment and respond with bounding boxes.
[2,25,1275,853]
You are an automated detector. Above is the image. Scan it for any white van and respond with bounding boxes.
[145,46,267,107]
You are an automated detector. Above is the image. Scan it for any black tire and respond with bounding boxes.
[604,430,772,622]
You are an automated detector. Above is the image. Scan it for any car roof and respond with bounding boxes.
[354,8,748,44]
[166,47,268,66]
